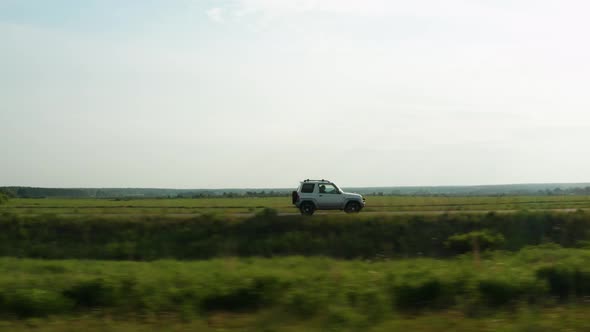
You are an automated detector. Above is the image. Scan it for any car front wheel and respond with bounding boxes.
[344,201,362,213]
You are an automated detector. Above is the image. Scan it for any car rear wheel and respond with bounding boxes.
[344,201,361,213]
[300,202,315,216]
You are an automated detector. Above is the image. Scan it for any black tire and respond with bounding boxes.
[344,201,362,213]
[300,202,315,216]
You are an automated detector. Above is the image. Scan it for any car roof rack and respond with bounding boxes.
[303,179,330,182]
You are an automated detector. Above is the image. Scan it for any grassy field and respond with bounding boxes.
[3,195,590,216]
[1,247,590,331]
[3,197,590,330]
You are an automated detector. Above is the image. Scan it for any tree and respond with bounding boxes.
[445,230,505,266]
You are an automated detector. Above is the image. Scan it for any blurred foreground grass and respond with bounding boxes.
[2,307,590,332]
[2,247,590,331]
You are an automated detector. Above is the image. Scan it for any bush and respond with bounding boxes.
[445,230,506,255]
[1,289,72,317]
[536,266,590,299]
[256,208,279,218]
[62,279,116,307]
[391,275,455,311]
[345,287,388,323]
[324,306,365,329]
[282,289,326,318]
[479,279,520,307]
[201,276,282,312]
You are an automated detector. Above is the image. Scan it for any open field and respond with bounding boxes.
[3,195,590,216]
[4,199,590,330]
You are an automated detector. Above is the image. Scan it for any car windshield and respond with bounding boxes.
[319,183,341,194]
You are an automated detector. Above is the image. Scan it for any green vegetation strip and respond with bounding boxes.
[1,247,590,321]
[2,210,590,260]
[3,308,590,332]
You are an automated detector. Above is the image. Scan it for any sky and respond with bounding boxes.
[1,0,590,188]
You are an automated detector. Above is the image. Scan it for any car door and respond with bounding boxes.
[316,183,345,209]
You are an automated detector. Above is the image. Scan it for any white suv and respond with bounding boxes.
[291,179,366,215]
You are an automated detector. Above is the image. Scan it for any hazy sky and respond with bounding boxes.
[2,0,590,188]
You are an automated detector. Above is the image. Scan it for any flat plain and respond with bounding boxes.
[3,195,590,216]
[3,196,590,331]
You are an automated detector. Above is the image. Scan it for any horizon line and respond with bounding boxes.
[3,181,590,191]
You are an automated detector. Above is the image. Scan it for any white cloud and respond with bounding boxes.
[235,0,501,18]
[206,7,224,23]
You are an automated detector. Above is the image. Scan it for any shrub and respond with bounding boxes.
[392,276,454,311]
[256,208,279,218]
[536,266,590,299]
[282,289,325,317]
[62,279,116,308]
[345,287,388,323]
[446,230,506,255]
[1,289,72,317]
[478,279,523,307]
[201,276,282,312]
[324,306,365,329]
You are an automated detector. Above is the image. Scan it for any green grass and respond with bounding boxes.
[4,197,590,330]
[3,196,590,216]
[2,307,590,332]
[1,248,590,330]
[0,197,284,216]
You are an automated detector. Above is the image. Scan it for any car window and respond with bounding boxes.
[319,184,339,194]
[301,183,315,193]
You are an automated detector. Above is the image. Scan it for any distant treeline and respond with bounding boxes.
[0,187,292,199]
[3,183,590,199]
[2,210,590,260]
